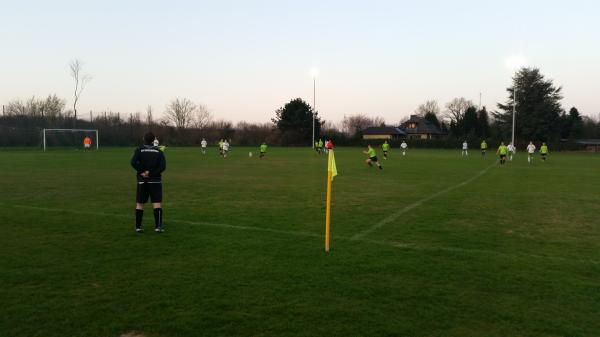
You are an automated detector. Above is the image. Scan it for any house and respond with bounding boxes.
[400,115,447,140]
[362,126,406,140]
[576,139,600,152]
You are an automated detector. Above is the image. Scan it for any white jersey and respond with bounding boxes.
[507,144,516,153]
[201,140,207,148]
[153,139,159,146]
[401,142,407,149]
[462,142,468,150]
[223,142,230,151]
[527,144,536,154]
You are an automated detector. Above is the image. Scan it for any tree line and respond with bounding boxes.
[1,67,599,148]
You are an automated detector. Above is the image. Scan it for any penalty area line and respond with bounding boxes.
[350,161,499,240]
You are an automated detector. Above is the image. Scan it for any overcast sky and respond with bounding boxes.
[1,0,598,124]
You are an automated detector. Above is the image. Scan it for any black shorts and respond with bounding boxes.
[369,156,378,162]
[383,151,388,155]
[500,154,506,159]
[541,153,547,157]
[136,181,163,203]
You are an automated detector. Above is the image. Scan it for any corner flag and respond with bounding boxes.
[325,149,337,252]
[328,149,338,181]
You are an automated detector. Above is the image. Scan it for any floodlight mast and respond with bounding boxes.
[313,75,315,148]
[512,84,516,147]
[310,68,318,148]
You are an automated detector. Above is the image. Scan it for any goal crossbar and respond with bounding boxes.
[43,128,99,151]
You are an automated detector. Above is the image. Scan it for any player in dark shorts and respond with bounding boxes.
[364,144,383,170]
[497,141,508,165]
[131,132,167,233]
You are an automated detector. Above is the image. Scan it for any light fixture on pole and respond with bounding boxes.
[310,68,319,148]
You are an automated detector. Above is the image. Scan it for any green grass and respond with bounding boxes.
[1,147,599,337]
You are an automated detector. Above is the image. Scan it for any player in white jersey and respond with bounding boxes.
[461,141,468,156]
[526,141,536,164]
[507,143,516,161]
[400,140,408,156]
[153,138,159,147]
[222,140,230,157]
[200,138,207,155]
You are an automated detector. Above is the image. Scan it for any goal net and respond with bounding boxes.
[43,129,99,151]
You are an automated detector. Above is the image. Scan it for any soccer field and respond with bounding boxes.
[1,147,599,337]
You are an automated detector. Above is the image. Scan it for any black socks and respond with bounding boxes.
[136,208,163,229]
[135,209,143,229]
[153,208,163,229]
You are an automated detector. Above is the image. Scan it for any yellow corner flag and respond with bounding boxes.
[325,149,337,252]
[328,149,338,180]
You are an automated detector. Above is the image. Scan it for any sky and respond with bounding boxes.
[1,0,599,124]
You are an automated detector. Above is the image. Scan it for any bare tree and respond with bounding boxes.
[42,94,66,118]
[415,100,440,117]
[4,95,65,117]
[192,104,212,129]
[444,97,474,124]
[69,59,92,120]
[341,114,386,136]
[164,98,197,128]
[321,120,341,133]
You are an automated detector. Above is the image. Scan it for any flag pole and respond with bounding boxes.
[325,150,333,252]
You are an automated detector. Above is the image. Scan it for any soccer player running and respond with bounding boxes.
[201,138,207,155]
[497,141,508,165]
[540,142,549,162]
[364,144,383,170]
[314,140,321,154]
[480,140,487,157]
[462,140,469,156]
[131,132,166,233]
[400,140,408,156]
[526,141,536,164]
[318,139,324,154]
[507,142,516,161]
[259,142,268,158]
[222,140,230,158]
[382,141,390,160]
[218,139,224,156]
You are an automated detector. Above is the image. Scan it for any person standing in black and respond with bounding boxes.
[131,132,166,233]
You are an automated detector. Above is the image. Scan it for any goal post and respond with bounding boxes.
[42,129,99,151]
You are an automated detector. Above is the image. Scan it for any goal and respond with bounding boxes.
[42,129,99,151]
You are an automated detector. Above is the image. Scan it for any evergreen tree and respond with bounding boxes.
[463,106,479,136]
[424,111,440,128]
[272,98,321,144]
[477,107,491,138]
[568,107,583,139]
[493,67,563,141]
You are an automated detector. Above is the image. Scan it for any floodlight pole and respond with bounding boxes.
[312,76,316,148]
[512,81,516,146]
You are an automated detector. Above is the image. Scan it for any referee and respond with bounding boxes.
[131,132,166,233]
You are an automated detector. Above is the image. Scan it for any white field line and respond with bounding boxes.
[350,161,499,240]
[4,204,321,239]
[1,200,598,265]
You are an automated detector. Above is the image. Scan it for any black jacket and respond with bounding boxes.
[130,145,166,182]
